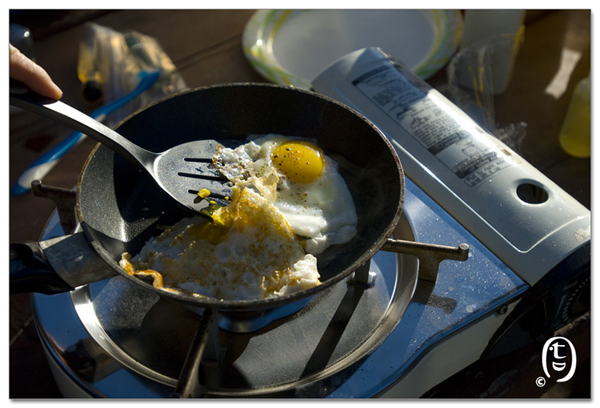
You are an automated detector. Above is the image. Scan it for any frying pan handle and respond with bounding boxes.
[10,233,118,295]
[10,242,73,294]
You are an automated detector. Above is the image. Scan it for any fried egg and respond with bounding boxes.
[119,134,357,301]
[119,184,320,300]
[214,134,358,254]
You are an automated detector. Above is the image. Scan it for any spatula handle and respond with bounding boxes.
[10,79,158,175]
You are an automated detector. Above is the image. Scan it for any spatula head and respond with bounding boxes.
[154,139,239,216]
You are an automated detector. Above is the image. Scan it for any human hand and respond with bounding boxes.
[10,43,63,99]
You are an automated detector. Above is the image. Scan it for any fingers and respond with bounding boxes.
[9,44,63,100]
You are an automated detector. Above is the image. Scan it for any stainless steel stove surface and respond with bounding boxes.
[32,177,527,398]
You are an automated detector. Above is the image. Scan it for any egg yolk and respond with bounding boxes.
[271,141,324,183]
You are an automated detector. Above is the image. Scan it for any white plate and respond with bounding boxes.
[242,9,463,89]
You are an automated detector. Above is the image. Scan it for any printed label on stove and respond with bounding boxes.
[352,63,515,187]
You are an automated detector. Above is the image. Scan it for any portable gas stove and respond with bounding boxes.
[29,49,590,398]
[32,176,523,398]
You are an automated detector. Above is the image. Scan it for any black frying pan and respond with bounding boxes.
[12,83,405,313]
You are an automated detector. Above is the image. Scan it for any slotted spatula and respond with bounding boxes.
[10,80,233,218]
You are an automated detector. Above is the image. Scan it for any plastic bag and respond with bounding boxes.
[78,22,188,127]
[439,34,527,153]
